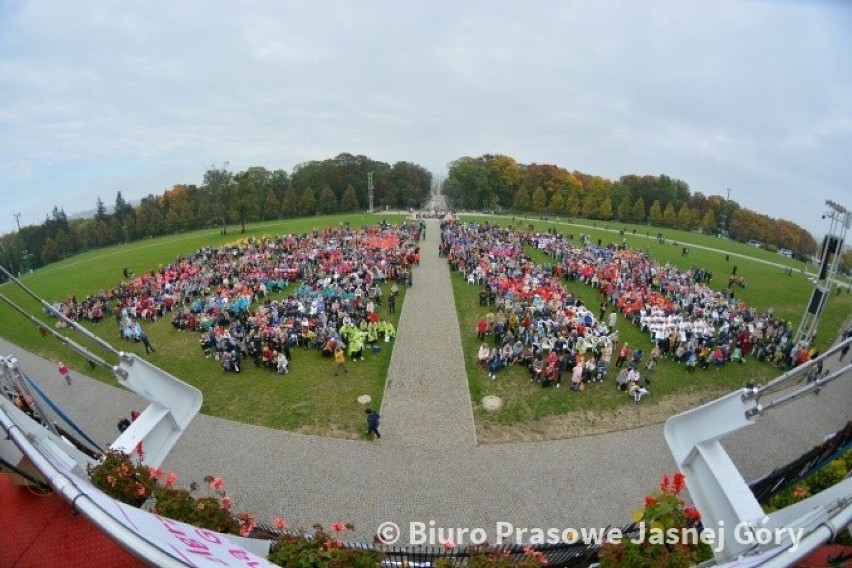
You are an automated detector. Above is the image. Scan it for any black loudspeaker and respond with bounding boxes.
[807,289,824,315]
[818,259,830,282]
[823,236,842,256]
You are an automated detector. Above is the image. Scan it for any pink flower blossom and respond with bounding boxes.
[165,472,178,488]
[330,521,348,533]
[523,545,548,564]
[238,512,256,538]
[440,537,456,550]
[106,475,115,486]
[135,441,145,461]
[208,476,225,491]
[134,483,147,498]
[220,496,234,511]
[147,466,164,480]
[273,517,288,530]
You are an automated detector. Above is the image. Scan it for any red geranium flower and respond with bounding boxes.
[165,472,178,488]
[684,506,701,521]
[219,496,234,511]
[273,517,288,530]
[330,521,348,532]
[237,512,256,537]
[792,485,809,500]
[645,495,657,508]
[208,476,225,491]
[673,472,686,494]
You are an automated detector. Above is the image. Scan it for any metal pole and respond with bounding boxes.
[0,293,112,371]
[0,407,191,568]
[0,264,121,358]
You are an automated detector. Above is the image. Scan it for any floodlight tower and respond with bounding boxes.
[367,171,374,213]
[795,199,850,347]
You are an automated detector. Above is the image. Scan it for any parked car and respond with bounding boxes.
[778,248,793,258]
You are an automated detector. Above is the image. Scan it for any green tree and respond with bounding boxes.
[582,193,598,219]
[202,163,234,234]
[662,202,677,227]
[632,196,646,222]
[114,191,134,227]
[54,229,72,259]
[341,185,359,211]
[548,191,564,216]
[617,197,631,221]
[230,176,261,233]
[531,187,548,214]
[318,186,338,214]
[280,188,299,217]
[95,197,108,222]
[701,209,716,233]
[95,220,112,246]
[649,200,663,226]
[300,187,317,215]
[41,237,59,264]
[513,187,531,211]
[263,190,280,220]
[565,192,581,217]
[599,197,614,220]
[677,204,695,230]
[136,195,165,236]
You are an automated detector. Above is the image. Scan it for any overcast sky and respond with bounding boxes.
[1,1,850,237]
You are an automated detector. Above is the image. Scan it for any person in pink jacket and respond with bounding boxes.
[58,362,71,385]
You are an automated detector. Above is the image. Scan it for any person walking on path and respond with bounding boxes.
[388,293,396,315]
[365,409,381,439]
[58,362,71,385]
[333,345,348,376]
[140,332,156,354]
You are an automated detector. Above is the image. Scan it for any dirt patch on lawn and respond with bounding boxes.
[475,389,727,444]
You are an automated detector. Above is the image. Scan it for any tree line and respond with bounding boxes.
[443,154,820,258]
[3,151,846,276]
[0,153,431,274]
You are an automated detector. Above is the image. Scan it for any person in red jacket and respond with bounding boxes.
[476,316,488,341]
[615,343,630,369]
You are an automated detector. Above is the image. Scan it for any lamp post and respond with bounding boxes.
[13,212,30,275]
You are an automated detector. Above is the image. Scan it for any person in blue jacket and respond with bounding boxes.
[365,409,381,439]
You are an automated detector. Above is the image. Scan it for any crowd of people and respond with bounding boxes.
[527,228,818,371]
[443,219,832,402]
[441,221,649,400]
[48,222,420,374]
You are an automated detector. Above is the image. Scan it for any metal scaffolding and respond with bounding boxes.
[795,200,850,347]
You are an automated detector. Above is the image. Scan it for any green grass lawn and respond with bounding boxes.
[0,213,407,438]
[453,214,852,441]
[3,210,849,442]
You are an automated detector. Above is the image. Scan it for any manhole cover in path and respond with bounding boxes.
[357,395,372,405]
[482,395,503,411]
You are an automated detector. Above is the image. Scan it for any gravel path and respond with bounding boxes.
[2,217,850,544]
[380,219,476,449]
